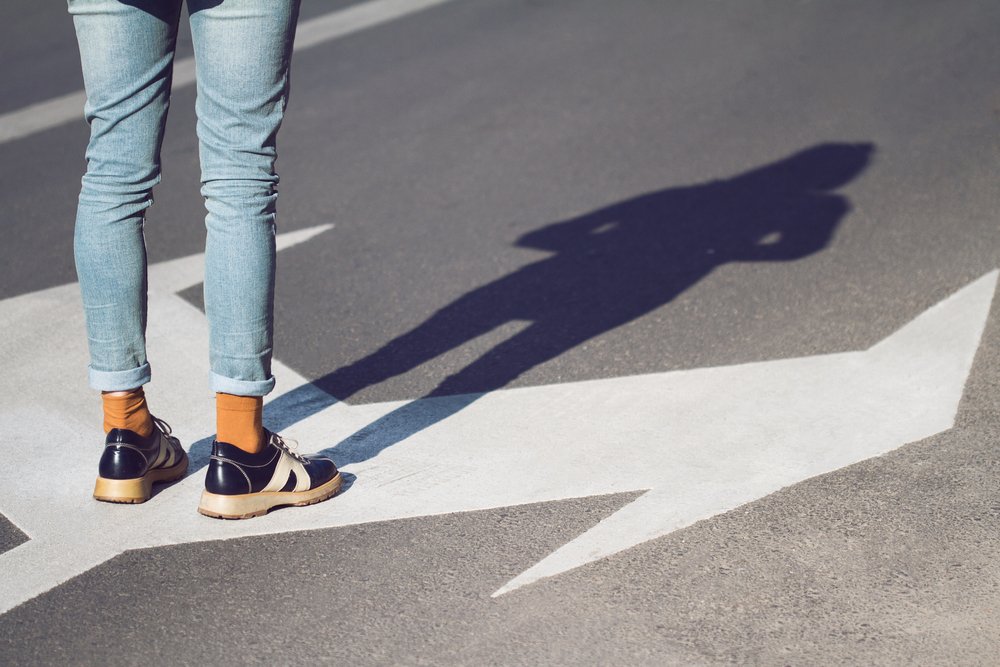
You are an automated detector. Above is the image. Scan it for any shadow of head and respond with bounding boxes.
[736,142,874,192]
[515,142,874,266]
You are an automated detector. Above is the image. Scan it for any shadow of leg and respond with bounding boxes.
[314,305,503,401]
[318,321,610,466]
[264,381,343,433]
[316,392,483,467]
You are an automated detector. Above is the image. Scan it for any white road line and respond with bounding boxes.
[0,0,457,145]
[0,227,995,611]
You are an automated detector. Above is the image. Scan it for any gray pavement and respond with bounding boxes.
[2,0,1000,664]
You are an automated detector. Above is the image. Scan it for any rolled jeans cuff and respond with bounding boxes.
[89,362,152,392]
[210,370,275,397]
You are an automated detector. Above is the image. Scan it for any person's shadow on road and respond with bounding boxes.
[259,142,874,469]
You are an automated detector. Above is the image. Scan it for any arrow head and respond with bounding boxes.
[492,270,998,596]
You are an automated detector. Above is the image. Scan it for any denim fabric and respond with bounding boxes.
[68,0,301,396]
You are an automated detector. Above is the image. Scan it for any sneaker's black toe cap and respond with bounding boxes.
[304,456,339,489]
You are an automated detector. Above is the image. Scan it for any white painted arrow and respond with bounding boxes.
[0,225,994,614]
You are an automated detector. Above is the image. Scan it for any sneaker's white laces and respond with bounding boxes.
[269,431,308,463]
[151,416,173,436]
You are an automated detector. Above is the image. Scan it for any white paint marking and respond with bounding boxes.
[0,0,458,144]
[0,232,994,613]
[293,0,455,50]
[0,90,88,145]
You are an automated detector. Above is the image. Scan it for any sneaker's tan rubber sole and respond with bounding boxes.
[197,472,344,519]
[93,455,189,504]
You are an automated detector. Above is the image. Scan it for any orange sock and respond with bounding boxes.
[216,393,265,454]
[102,387,153,437]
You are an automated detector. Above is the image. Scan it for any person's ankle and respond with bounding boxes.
[101,387,153,437]
[216,393,265,454]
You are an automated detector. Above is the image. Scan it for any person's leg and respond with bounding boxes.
[187,0,300,454]
[186,0,341,518]
[69,0,188,503]
[69,0,183,408]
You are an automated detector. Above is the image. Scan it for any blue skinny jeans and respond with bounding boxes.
[68,0,301,396]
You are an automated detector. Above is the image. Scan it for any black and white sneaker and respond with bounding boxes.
[198,430,342,519]
[93,417,188,504]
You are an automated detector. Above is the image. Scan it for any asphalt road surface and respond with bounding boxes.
[2,0,1000,664]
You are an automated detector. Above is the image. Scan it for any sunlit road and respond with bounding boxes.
[1,1,999,664]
